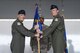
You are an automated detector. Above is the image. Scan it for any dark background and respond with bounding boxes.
[0,0,80,19]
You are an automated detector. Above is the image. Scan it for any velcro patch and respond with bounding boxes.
[55,18,58,21]
[17,22,21,25]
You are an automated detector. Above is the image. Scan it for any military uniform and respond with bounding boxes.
[30,24,51,53]
[10,19,35,53]
[43,15,66,53]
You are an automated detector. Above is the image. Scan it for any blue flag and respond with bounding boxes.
[33,5,42,31]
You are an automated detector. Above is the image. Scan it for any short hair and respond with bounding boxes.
[50,5,59,10]
[18,10,26,15]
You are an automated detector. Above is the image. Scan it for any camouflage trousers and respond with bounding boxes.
[32,46,47,53]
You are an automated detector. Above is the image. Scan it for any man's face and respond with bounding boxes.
[17,14,25,22]
[40,18,44,24]
[51,8,59,16]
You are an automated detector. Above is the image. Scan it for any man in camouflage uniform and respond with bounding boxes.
[10,10,38,53]
[35,5,66,53]
[30,17,51,53]
[43,5,66,53]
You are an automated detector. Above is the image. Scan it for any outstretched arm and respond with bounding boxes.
[43,18,61,37]
[14,22,35,37]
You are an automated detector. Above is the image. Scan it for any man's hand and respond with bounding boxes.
[34,25,39,30]
[36,28,43,34]
[40,35,43,38]
[35,33,39,37]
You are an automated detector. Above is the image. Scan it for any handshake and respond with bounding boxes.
[34,25,43,38]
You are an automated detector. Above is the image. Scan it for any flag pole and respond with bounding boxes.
[60,0,68,53]
[35,3,40,53]
[36,20,40,53]
[35,0,42,52]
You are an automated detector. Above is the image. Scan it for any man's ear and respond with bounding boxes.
[17,15,19,18]
[57,10,59,13]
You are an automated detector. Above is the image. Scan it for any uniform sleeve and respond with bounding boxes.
[15,22,35,37]
[43,18,61,37]
[30,37,34,51]
[47,35,52,51]
[30,28,36,33]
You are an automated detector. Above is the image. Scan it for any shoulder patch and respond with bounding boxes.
[17,22,21,25]
[55,18,58,21]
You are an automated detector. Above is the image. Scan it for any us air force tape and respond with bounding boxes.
[17,22,21,25]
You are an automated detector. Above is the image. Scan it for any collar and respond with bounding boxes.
[53,14,61,18]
